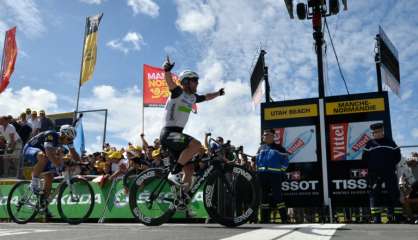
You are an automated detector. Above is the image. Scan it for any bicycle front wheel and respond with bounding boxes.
[57,178,95,225]
[129,169,176,226]
[203,164,260,227]
[123,168,142,191]
[7,180,39,224]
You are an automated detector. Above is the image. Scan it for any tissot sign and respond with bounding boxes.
[325,92,392,207]
[262,98,323,207]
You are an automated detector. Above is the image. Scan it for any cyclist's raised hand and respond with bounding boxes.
[218,88,225,96]
[163,56,175,72]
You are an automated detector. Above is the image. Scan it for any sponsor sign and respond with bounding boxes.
[261,98,322,207]
[0,180,208,219]
[274,126,317,163]
[265,104,318,120]
[325,98,385,116]
[326,92,391,206]
[329,121,381,161]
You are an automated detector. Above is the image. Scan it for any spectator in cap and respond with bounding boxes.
[27,110,41,136]
[108,151,128,180]
[39,110,55,132]
[362,122,402,223]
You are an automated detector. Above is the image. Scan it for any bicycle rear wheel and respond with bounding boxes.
[203,164,260,227]
[57,178,95,225]
[7,180,40,224]
[129,168,176,226]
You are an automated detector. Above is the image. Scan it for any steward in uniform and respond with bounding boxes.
[256,129,289,223]
[362,123,402,223]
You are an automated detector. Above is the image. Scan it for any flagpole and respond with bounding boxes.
[142,81,145,135]
[75,17,89,120]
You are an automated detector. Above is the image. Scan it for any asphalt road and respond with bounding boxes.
[1,223,418,240]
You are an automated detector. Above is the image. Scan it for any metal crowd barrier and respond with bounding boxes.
[0,148,24,179]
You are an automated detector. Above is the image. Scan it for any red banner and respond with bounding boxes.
[143,64,197,112]
[329,123,349,161]
[143,64,179,107]
[0,27,18,94]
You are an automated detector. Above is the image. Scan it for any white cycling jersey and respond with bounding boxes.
[163,86,205,129]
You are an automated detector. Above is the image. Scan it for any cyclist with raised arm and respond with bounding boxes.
[23,124,80,197]
[161,56,225,189]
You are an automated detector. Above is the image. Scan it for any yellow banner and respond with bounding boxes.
[326,98,385,115]
[264,104,318,120]
[80,13,103,85]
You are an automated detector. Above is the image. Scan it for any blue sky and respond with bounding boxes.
[0,0,417,155]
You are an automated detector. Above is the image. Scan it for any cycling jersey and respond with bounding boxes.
[25,130,60,151]
[163,86,206,129]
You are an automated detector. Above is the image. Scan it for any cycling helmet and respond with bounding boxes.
[60,125,76,139]
[179,70,199,85]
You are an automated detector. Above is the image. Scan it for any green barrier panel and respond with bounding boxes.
[0,179,208,220]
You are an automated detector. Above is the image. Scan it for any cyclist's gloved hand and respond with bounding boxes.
[218,88,225,96]
[163,56,175,72]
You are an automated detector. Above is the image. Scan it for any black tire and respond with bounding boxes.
[57,177,95,225]
[7,180,39,224]
[129,168,176,226]
[203,164,260,227]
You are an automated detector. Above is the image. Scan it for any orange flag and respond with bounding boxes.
[0,26,18,94]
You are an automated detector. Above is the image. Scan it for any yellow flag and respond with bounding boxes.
[80,13,103,85]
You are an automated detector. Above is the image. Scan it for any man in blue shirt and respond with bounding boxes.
[256,129,289,223]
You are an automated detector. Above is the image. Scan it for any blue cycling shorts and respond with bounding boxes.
[23,145,53,172]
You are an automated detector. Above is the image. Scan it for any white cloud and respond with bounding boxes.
[0,0,45,38]
[0,87,58,117]
[107,31,144,54]
[175,0,215,34]
[123,32,143,50]
[79,0,104,4]
[107,40,129,54]
[93,85,116,99]
[127,0,159,18]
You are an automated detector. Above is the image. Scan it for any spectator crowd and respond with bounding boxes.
[1,108,55,177]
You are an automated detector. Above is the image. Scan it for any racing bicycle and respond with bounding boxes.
[6,161,95,224]
[128,138,260,227]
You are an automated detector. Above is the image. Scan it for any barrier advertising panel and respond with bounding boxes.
[325,92,392,207]
[0,180,208,219]
[261,99,323,207]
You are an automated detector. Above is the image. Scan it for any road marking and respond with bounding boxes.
[220,224,345,240]
[0,229,56,237]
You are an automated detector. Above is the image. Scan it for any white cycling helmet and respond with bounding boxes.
[179,70,199,85]
[60,125,76,139]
